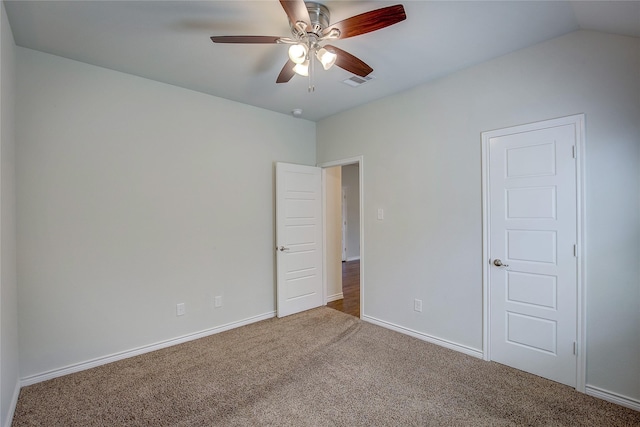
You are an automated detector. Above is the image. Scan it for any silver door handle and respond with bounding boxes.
[276,246,290,252]
[493,259,509,267]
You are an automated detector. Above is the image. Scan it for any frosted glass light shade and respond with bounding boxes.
[288,44,308,64]
[293,60,309,76]
[316,48,337,70]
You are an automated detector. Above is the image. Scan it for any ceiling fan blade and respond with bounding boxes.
[210,36,281,44]
[276,59,296,83]
[324,45,373,77]
[323,4,406,40]
[279,0,311,29]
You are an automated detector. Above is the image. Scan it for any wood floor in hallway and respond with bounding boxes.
[326,259,360,318]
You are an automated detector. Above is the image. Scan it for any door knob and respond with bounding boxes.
[276,246,290,252]
[493,259,509,267]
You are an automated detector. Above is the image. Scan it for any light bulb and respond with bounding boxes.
[293,60,309,76]
[316,48,337,70]
[288,44,308,64]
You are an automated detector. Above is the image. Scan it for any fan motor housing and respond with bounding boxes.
[290,2,330,37]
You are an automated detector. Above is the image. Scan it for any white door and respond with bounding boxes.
[276,162,323,317]
[484,117,580,387]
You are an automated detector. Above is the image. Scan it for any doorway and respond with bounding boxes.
[321,157,363,318]
[481,115,586,390]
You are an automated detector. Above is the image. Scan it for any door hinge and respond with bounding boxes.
[573,341,577,355]
[572,145,577,159]
[573,244,577,257]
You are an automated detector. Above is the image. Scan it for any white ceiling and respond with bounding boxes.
[4,1,640,121]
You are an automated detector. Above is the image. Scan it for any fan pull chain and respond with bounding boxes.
[308,49,315,93]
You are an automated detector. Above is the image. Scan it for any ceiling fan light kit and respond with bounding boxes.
[210,1,407,92]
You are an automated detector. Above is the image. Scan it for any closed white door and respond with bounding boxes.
[276,162,323,317]
[484,118,581,387]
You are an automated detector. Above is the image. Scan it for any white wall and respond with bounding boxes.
[342,164,359,261]
[325,166,342,300]
[16,47,316,379]
[317,31,640,403]
[0,2,18,425]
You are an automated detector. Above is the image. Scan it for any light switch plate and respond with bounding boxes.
[176,303,185,316]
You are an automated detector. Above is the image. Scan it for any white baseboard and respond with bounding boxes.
[362,315,483,359]
[586,385,640,411]
[326,292,344,303]
[346,256,360,262]
[4,380,20,427]
[20,311,276,387]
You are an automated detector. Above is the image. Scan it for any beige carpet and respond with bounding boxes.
[12,307,640,426]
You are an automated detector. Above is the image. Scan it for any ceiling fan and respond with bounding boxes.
[211,1,406,90]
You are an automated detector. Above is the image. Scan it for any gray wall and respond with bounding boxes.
[16,47,316,379]
[0,3,18,426]
[317,31,640,403]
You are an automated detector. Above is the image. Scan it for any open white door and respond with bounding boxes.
[276,162,323,317]
[483,115,583,388]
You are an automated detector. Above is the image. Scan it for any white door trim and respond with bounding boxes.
[342,187,348,262]
[319,156,364,318]
[481,114,586,392]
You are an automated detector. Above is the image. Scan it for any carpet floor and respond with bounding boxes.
[12,307,640,426]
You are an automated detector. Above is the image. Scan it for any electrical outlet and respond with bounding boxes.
[176,303,185,316]
[214,296,222,308]
[414,299,423,313]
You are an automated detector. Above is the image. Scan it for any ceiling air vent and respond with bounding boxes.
[342,75,375,87]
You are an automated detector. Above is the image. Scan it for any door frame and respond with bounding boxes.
[342,186,348,262]
[319,156,364,318]
[481,114,587,392]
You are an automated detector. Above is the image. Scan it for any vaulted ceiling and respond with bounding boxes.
[5,1,640,121]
